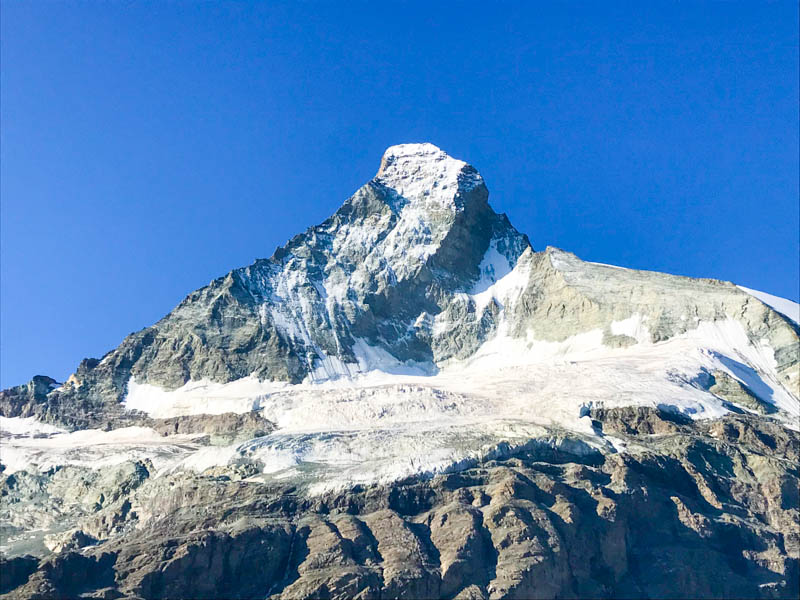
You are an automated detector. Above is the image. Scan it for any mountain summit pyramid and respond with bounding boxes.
[2,144,799,599]
[8,144,533,421]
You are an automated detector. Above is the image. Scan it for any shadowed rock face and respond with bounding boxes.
[3,413,797,599]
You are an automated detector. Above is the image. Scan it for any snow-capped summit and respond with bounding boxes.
[375,143,485,209]
[25,145,527,400]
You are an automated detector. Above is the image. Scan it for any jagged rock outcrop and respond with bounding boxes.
[3,413,797,599]
[507,248,799,388]
[149,412,275,443]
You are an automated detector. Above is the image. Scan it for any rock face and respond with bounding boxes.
[148,412,275,443]
[1,143,798,598]
[3,413,798,599]
[2,144,539,429]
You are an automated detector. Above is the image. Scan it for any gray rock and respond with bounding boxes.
[2,145,796,433]
[706,369,775,414]
[149,412,275,444]
[3,414,798,599]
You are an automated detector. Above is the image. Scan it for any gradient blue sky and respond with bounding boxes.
[2,1,798,387]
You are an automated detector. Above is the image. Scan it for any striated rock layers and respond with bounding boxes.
[2,411,798,599]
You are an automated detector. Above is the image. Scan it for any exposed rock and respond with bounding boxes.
[0,461,151,555]
[589,406,692,436]
[2,414,798,599]
[4,146,795,433]
[43,529,96,554]
[707,369,775,414]
[0,555,38,595]
[0,376,60,420]
[149,412,274,444]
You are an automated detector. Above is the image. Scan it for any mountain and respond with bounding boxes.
[1,143,798,599]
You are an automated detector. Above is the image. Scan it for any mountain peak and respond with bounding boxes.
[375,143,484,211]
[377,142,454,175]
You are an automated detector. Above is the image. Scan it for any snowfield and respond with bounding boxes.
[0,425,207,475]
[5,295,797,494]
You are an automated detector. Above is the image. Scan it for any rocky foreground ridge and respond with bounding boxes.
[1,143,798,598]
[2,410,798,599]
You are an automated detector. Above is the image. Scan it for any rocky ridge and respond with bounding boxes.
[2,411,798,599]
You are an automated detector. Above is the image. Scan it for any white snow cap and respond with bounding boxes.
[376,143,483,207]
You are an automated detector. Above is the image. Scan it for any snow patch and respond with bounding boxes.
[611,314,650,343]
[588,261,629,270]
[468,242,531,313]
[0,416,65,436]
[737,286,799,325]
[0,426,206,475]
[124,377,286,419]
[377,143,482,206]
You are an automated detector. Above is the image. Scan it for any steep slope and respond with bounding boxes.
[3,412,799,599]
[116,142,529,387]
[3,144,533,428]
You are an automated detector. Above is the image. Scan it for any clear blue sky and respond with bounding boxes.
[2,1,798,388]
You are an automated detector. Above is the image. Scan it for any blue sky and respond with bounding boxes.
[1,1,798,387]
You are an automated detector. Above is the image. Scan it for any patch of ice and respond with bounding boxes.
[470,240,515,295]
[0,416,65,436]
[350,338,433,377]
[124,377,287,419]
[305,352,362,383]
[169,444,242,474]
[301,338,434,384]
[468,244,531,313]
[0,426,206,475]
[688,319,798,419]
[588,261,629,270]
[376,143,482,207]
[611,314,650,343]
